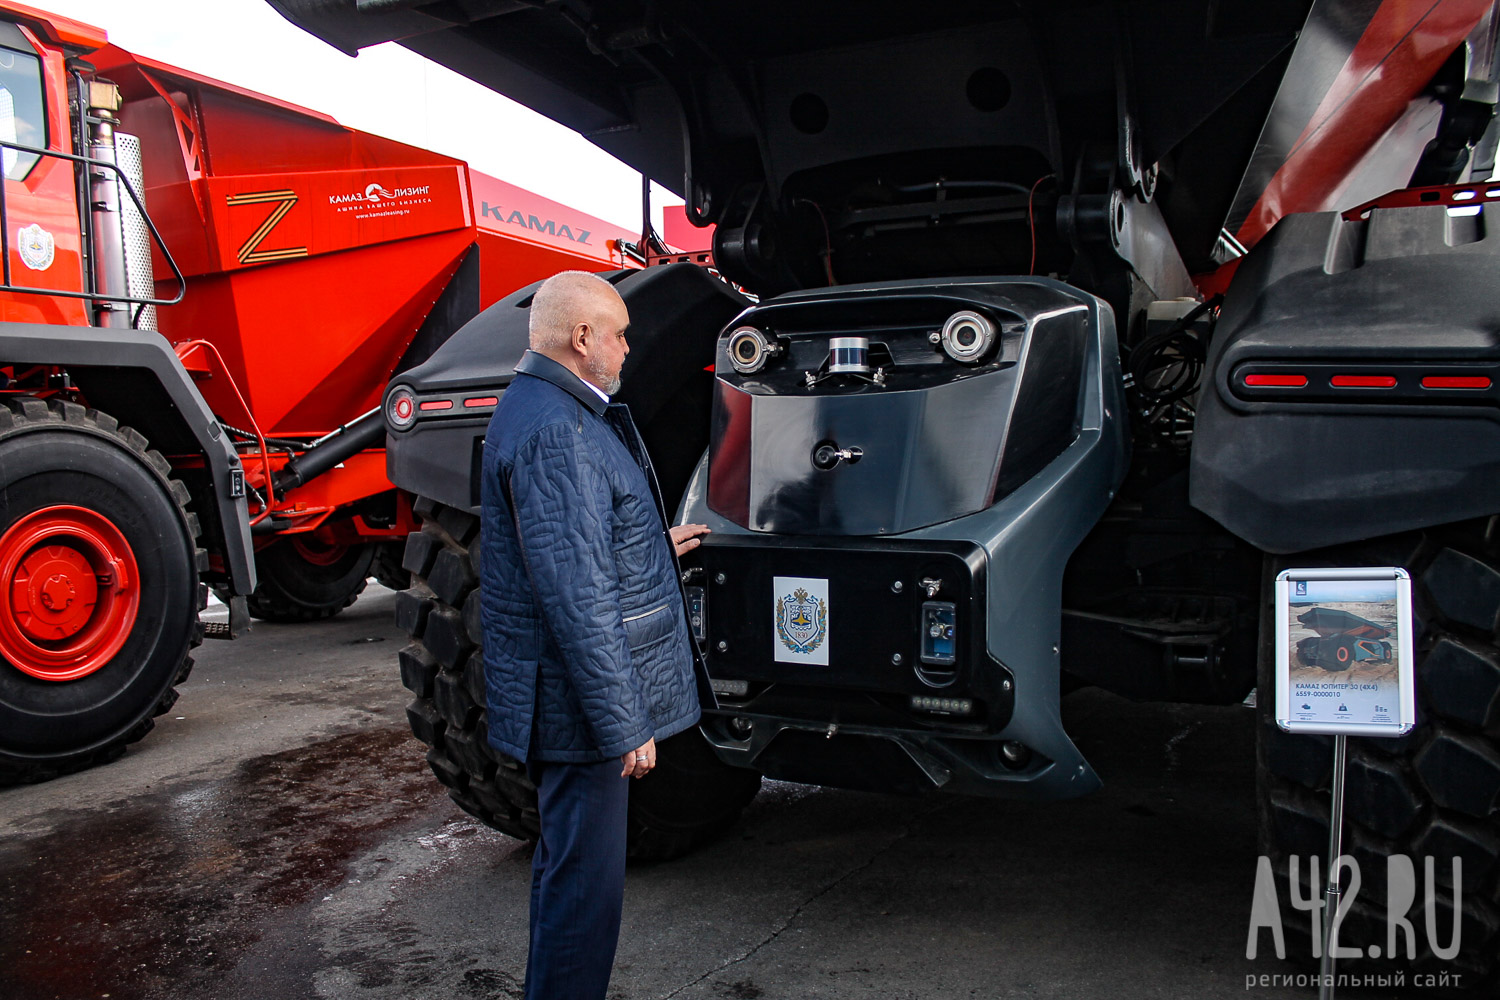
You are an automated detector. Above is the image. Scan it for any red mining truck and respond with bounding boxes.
[0,2,633,782]
[282,0,1500,982]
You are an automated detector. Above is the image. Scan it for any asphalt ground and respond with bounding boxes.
[1,587,1411,1000]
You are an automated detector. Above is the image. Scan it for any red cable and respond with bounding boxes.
[176,339,277,525]
[1027,174,1053,276]
[795,198,836,285]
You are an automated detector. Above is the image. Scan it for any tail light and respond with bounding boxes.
[387,386,417,430]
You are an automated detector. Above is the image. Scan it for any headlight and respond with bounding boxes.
[727,326,781,374]
[939,309,996,363]
[387,386,417,430]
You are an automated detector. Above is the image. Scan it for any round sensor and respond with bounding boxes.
[387,386,417,430]
[727,326,777,374]
[827,336,871,374]
[939,310,996,363]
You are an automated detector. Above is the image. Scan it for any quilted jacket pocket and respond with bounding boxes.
[623,602,674,652]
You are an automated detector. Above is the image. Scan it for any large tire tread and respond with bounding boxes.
[370,540,409,591]
[243,537,374,622]
[0,395,201,784]
[397,499,759,860]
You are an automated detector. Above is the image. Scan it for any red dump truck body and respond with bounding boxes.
[91,43,634,538]
[0,2,639,781]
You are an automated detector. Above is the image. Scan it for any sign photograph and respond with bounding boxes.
[1274,568,1415,737]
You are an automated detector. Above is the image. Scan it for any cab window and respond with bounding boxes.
[0,42,46,181]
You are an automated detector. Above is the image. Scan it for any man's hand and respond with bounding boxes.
[671,523,710,557]
[621,737,656,778]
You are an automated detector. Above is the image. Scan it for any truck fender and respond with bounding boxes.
[0,320,256,597]
[1190,208,1500,553]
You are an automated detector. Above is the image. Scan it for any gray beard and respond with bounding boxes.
[584,355,621,396]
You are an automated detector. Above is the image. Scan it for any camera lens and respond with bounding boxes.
[940,310,995,363]
[728,326,775,374]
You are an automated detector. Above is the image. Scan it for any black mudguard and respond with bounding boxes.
[384,263,750,514]
[0,321,256,597]
[1190,207,1500,553]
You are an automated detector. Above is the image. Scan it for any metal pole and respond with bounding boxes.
[1319,734,1349,1000]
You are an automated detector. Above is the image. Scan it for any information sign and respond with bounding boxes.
[1274,567,1414,737]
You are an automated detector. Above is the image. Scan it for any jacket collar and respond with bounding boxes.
[514,350,609,416]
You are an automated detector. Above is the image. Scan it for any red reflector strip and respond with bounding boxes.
[1243,373,1308,388]
[1421,375,1491,390]
[1330,375,1397,388]
[463,396,499,408]
[418,399,454,411]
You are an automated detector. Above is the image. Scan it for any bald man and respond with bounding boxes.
[478,271,710,999]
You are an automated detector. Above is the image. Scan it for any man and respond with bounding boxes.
[478,270,711,1000]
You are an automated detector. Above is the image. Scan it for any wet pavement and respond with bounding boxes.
[1,587,1335,999]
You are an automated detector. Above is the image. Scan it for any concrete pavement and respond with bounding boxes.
[2,588,1336,999]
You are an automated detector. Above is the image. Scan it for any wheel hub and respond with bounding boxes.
[17,554,98,638]
[0,506,140,681]
[291,533,350,567]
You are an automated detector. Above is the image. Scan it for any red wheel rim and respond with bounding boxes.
[290,534,349,567]
[1336,644,1350,663]
[0,505,140,681]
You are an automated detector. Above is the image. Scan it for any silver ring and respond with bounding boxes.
[635,754,648,760]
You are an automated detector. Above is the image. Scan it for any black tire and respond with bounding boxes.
[0,397,201,783]
[244,535,374,622]
[396,499,761,861]
[370,540,409,591]
[1257,519,1500,988]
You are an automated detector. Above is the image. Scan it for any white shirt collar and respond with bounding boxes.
[582,378,610,404]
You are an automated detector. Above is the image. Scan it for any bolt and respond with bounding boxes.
[40,574,75,611]
[1000,741,1031,767]
[715,572,726,585]
[716,640,728,653]
[891,580,904,594]
[891,653,904,666]
[1001,678,1013,694]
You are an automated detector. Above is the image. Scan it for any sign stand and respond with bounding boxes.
[1273,567,1416,1000]
[1319,734,1349,1000]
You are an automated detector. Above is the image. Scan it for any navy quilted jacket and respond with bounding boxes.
[479,351,707,763]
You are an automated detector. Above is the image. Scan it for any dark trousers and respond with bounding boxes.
[524,757,630,1000]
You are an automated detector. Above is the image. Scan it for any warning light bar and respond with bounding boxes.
[1233,364,1499,406]
[910,695,974,716]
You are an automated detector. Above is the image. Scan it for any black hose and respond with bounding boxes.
[271,410,385,495]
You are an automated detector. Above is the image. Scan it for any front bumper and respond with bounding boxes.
[692,536,1040,796]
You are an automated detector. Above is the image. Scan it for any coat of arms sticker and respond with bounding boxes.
[773,576,829,665]
[17,223,54,271]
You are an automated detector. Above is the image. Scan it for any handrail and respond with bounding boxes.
[0,136,188,327]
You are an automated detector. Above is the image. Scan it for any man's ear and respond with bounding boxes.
[570,321,592,355]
